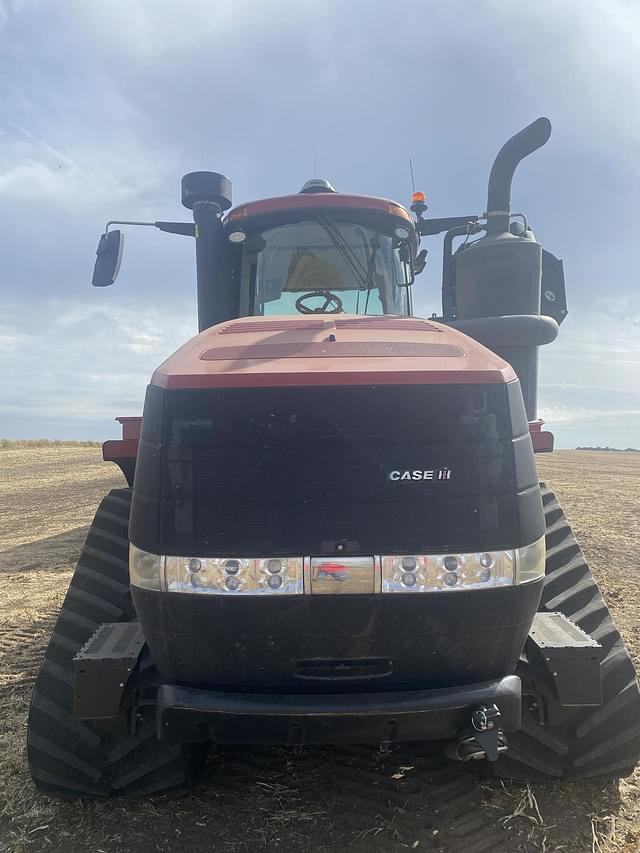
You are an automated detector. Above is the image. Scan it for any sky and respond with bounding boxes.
[0,0,639,448]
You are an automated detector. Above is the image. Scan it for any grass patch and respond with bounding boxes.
[0,439,101,449]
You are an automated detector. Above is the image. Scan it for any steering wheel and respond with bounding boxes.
[295,290,344,314]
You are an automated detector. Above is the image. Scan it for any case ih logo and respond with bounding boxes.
[388,468,452,482]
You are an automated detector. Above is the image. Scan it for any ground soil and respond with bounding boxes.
[0,447,638,852]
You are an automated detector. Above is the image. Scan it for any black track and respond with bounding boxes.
[27,488,205,799]
[495,483,640,781]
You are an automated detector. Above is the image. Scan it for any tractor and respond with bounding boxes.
[27,118,640,798]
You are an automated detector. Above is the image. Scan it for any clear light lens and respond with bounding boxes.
[394,224,411,240]
[131,536,545,596]
[381,549,517,593]
[228,230,246,243]
[164,555,304,595]
[515,536,546,584]
[130,544,163,591]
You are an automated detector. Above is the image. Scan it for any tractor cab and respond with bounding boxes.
[223,181,416,318]
[90,176,418,326]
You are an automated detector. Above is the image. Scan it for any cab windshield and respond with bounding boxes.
[235,217,412,316]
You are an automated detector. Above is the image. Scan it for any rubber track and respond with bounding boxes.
[27,488,203,799]
[494,483,640,781]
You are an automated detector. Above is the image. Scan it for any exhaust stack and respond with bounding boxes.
[485,117,552,235]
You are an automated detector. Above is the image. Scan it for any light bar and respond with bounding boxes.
[165,556,304,595]
[381,538,545,593]
[129,536,545,596]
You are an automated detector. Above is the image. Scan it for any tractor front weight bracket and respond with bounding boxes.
[73,623,146,720]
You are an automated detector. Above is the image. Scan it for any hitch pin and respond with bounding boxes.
[472,704,500,732]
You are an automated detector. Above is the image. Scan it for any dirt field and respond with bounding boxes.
[1,446,639,852]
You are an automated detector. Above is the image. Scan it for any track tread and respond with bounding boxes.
[30,691,101,745]
[82,543,130,572]
[92,508,130,529]
[74,562,131,597]
[575,679,639,737]
[27,488,202,799]
[495,483,640,782]
[56,609,100,638]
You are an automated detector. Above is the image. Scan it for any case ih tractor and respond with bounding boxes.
[27,118,640,798]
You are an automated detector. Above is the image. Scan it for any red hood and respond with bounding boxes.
[151,315,516,390]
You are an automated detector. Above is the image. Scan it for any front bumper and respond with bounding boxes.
[156,674,521,744]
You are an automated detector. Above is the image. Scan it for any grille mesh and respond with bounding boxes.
[159,384,522,555]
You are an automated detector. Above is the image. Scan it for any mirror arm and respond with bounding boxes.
[155,221,196,237]
[92,219,197,288]
[105,219,155,232]
[104,220,195,237]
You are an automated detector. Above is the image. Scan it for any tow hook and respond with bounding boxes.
[447,704,508,763]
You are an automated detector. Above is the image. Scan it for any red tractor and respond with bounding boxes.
[27,119,640,798]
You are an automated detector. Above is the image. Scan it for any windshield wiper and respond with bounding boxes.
[317,217,379,303]
[362,232,381,314]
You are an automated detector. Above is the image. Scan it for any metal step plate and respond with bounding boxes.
[529,611,601,651]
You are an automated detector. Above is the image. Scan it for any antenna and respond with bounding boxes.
[408,157,427,221]
[409,157,416,195]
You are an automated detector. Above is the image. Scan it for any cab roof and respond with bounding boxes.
[225,192,413,226]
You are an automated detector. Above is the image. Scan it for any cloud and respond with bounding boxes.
[0,299,193,431]
[0,116,171,212]
[539,406,640,427]
[537,298,640,444]
[1,292,637,446]
[69,1,250,58]
[0,0,639,446]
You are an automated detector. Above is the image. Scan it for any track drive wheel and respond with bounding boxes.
[495,483,640,781]
[27,488,206,799]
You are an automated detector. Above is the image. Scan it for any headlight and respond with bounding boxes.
[515,535,546,584]
[381,535,545,593]
[164,555,304,595]
[130,536,545,596]
[129,544,163,591]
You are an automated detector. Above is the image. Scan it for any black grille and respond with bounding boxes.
[132,383,542,557]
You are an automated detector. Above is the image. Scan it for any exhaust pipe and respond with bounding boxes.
[485,117,552,235]
[451,118,555,420]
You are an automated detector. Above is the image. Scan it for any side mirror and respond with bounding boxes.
[92,230,124,287]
